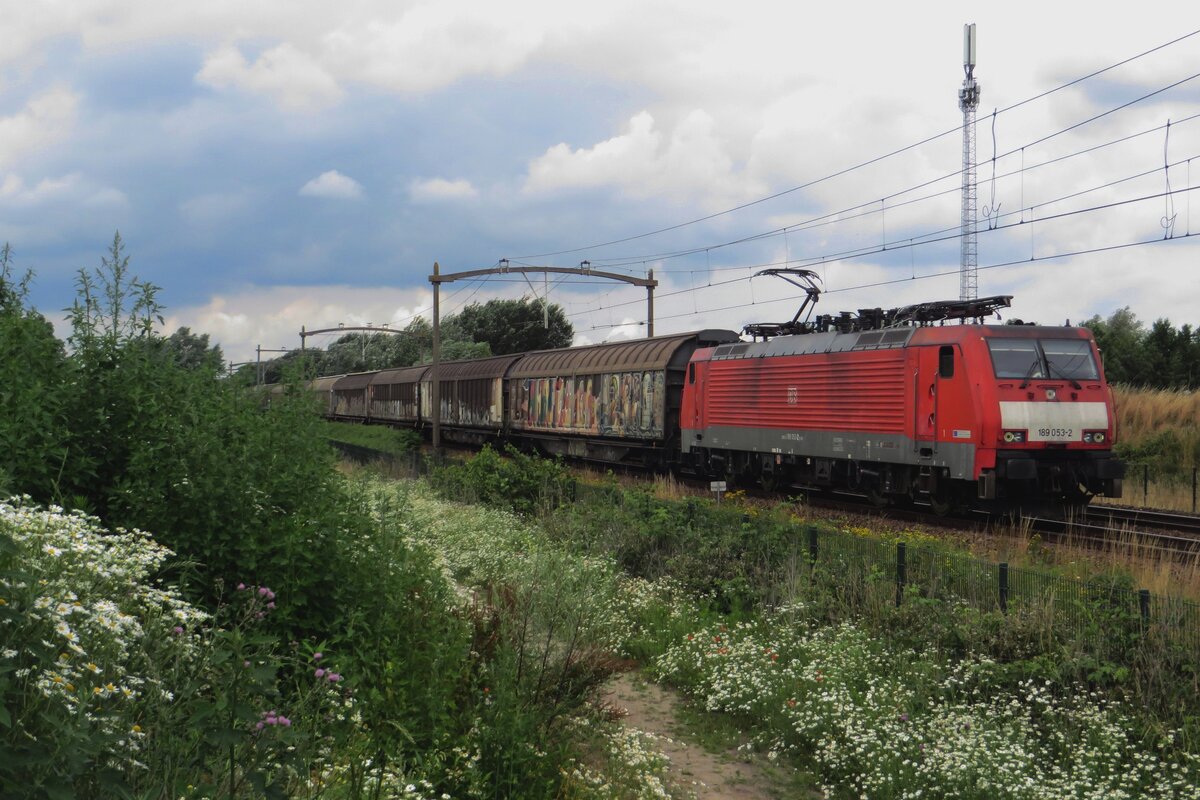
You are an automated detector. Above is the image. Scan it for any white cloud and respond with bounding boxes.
[197,43,342,111]
[0,172,127,209]
[409,177,478,202]
[0,87,78,168]
[299,170,363,200]
[164,285,435,363]
[523,110,768,209]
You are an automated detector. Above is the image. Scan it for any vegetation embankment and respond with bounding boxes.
[423,447,1200,798]
[0,239,632,798]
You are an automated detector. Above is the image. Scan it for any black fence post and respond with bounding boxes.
[1139,588,1151,631]
[999,562,1009,615]
[1143,464,1149,506]
[1193,467,1197,514]
[896,542,907,608]
[808,526,819,567]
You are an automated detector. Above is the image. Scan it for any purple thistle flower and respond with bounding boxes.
[279,717,291,727]
[266,602,275,610]
[266,590,275,601]
[237,583,246,591]
[899,713,909,722]
[313,652,323,661]
[258,587,268,597]
[255,721,264,731]
[314,668,325,678]
[327,672,342,682]
[173,626,184,635]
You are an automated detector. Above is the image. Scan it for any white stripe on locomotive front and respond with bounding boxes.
[997,401,1109,442]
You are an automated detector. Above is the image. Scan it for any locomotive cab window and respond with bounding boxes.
[1041,339,1099,381]
[938,346,954,378]
[986,338,1100,381]
[987,338,1043,380]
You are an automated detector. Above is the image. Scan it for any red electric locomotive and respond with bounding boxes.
[680,271,1125,513]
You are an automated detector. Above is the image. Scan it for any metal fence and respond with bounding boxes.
[806,523,1200,660]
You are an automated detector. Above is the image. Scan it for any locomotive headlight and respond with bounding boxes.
[1082,430,1106,444]
[1001,430,1026,444]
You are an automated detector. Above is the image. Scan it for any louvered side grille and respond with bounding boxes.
[706,353,907,433]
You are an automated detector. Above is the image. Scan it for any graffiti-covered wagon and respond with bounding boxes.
[505,331,738,465]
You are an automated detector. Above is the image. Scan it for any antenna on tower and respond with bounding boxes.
[958,22,981,301]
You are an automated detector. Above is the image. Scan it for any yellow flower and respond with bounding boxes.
[65,683,74,691]
[0,598,7,605]
[132,725,142,733]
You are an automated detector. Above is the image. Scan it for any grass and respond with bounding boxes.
[320,419,422,457]
[1109,385,1200,512]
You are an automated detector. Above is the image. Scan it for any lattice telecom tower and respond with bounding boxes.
[958,23,981,301]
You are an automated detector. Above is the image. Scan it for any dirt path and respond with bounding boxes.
[601,672,802,800]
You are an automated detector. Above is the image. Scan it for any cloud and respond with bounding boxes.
[522,110,767,209]
[299,170,363,200]
[0,173,127,209]
[164,284,436,363]
[409,177,478,202]
[0,87,79,168]
[197,43,343,111]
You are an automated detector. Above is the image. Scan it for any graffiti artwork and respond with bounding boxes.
[516,370,665,438]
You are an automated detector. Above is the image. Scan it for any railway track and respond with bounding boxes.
[773,487,1200,558]
[329,438,1200,558]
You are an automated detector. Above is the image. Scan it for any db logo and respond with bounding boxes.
[787,387,798,405]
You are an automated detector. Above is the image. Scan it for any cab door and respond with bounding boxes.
[687,361,704,432]
[914,347,940,454]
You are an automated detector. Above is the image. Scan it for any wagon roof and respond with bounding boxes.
[508,330,739,378]
[309,375,343,391]
[424,353,525,381]
[370,365,430,385]
[332,371,376,391]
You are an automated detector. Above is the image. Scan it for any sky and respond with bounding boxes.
[2,2,1199,364]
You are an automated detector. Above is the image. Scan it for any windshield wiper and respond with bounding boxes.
[1018,358,1043,389]
[1045,361,1082,390]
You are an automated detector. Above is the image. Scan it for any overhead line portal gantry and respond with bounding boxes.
[426,260,659,450]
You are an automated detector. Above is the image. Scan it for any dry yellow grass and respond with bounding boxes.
[1107,385,1200,513]
[1113,385,1200,465]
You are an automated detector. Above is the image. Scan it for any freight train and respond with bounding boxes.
[297,281,1124,514]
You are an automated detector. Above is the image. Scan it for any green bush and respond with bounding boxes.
[429,445,575,516]
[0,246,70,499]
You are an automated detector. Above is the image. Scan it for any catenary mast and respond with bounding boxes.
[959,23,981,301]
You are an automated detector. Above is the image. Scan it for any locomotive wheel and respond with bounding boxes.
[929,494,954,517]
[866,486,889,508]
[928,485,963,517]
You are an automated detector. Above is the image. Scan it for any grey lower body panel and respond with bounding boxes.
[684,426,977,480]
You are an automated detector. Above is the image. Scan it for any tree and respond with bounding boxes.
[449,296,573,355]
[1082,308,1144,385]
[162,326,224,373]
[0,244,70,497]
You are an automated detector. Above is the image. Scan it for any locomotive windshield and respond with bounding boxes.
[987,338,1099,381]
